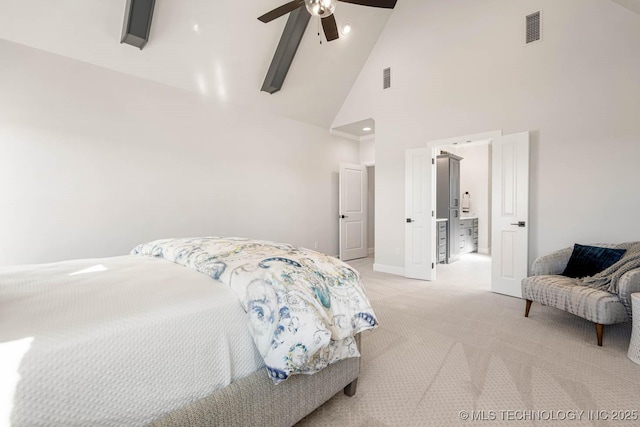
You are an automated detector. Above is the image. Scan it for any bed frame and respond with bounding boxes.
[149,335,361,426]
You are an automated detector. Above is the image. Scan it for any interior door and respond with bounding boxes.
[491,131,530,298]
[405,148,434,280]
[339,163,368,261]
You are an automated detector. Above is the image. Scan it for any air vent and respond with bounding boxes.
[525,11,541,44]
[383,67,391,89]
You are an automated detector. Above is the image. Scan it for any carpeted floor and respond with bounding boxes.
[298,254,640,426]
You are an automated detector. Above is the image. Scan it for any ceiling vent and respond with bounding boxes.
[383,67,391,89]
[525,11,541,45]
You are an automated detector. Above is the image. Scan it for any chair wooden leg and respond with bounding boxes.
[525,300,533,317]
[595,323,604,347]
[344,379,358,397]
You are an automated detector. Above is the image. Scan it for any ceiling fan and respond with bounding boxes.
[258,0,397,94]
[258,0,398,42]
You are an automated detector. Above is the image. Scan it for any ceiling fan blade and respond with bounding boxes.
[322,15,340,42]
[338,0,397,8]
[258,0,305,23]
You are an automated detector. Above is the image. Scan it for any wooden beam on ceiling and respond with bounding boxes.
[261,7,311,94]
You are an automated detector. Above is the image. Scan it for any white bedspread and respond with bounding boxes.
[0,256,264,427]
[132,237,378,384]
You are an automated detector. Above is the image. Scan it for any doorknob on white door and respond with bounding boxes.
[510,221,526,227]
[340,215,349,219]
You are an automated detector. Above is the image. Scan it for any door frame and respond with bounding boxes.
[363,163,375,256]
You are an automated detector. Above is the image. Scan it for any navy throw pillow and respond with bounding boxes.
[562,244,626,279]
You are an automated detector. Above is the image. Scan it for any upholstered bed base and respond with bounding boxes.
[149,335,361,427]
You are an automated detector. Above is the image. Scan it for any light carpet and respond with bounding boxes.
[298,254,640,426]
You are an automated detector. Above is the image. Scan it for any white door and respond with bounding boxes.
[339,163,368,261]
[405,148,435,280]
[491,131,530,298]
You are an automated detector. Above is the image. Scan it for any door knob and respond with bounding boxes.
[340,215,349,219]
[510,221,526,227]
[406,218,414,223]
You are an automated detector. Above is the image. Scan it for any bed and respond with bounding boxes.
[0,237,377,426]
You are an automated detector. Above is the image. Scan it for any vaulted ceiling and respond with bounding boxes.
[0,0,393,128]
[1,1,638,130]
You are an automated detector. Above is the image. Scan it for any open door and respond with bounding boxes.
[491,131,530,298]
[405,147,435,280]
[339,163,368,261]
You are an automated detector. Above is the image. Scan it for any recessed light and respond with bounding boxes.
[362,127,372,132]
[341,23,352,36]
[193,24,200,33]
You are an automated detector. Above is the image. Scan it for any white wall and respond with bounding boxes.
[0,39,359,266]
[360,137,375,165]
[334,0,640,271]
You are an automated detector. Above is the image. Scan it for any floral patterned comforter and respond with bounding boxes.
[131,237,378,383]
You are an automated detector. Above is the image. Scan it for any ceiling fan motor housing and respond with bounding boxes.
[305,0,337,17]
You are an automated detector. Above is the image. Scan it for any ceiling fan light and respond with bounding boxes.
[305,0,337,18]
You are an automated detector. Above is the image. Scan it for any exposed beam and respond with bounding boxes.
[261,7,311,94]
[121,0,156,50]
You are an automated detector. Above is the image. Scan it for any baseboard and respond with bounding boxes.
[368,247,374,255]
[479,247,491,255]
[373,263,405,276]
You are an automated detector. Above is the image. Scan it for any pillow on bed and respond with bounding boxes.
[562,244,626,278]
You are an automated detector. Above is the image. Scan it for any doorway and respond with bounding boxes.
[435,140,491,256]
[337,163,375,261]
[405,130,530,298]
[333,118,376,261]
[434,140,492,285]
[339,163,368,261]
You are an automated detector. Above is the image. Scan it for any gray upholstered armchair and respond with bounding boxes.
[521,244,640,346]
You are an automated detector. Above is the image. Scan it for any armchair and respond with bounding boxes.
[521,244,640,346]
